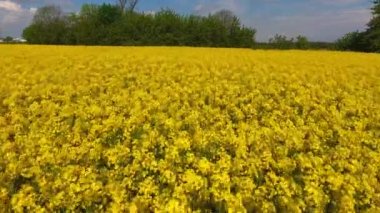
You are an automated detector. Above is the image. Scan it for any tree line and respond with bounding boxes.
[20,1,379,52]
[254,34,335,50]
[22,4,256,48]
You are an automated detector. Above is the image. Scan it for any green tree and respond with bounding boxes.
[183,15,203,46]
[118,0,139,12]
[295,35,310,49]
[4,36,13,43]
[335,31,368,51]
[153,9,183,45]
[22,5,69,44]
[97,4,123,44]
[73,4,122,45]
[213,9,239,32]
[269,34,294,49]
[335,1,379,52]
[22,3,256,47]
[73,4,100,45]
[365,0,380,51]
[213,10,239,46]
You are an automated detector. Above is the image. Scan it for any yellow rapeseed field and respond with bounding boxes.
[0,45,380,212]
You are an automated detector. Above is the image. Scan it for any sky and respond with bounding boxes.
[0,0,374,42]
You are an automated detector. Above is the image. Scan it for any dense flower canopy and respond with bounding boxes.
[0,46,380,212]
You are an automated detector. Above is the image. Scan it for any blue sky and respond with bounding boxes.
[0,0,373,41]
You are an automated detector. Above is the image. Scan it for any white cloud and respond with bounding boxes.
[29,7,37,13]
[143,10,156,15]
[194,0,241,15]
[0,0,77,37]
[0,1,35,37]
[0,0,22,12]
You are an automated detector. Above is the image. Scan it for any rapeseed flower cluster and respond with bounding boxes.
[0,45,380,212]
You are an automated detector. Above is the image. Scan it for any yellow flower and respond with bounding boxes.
[1,45,379,211]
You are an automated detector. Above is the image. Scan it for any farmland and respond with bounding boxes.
[0,45,380,212]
